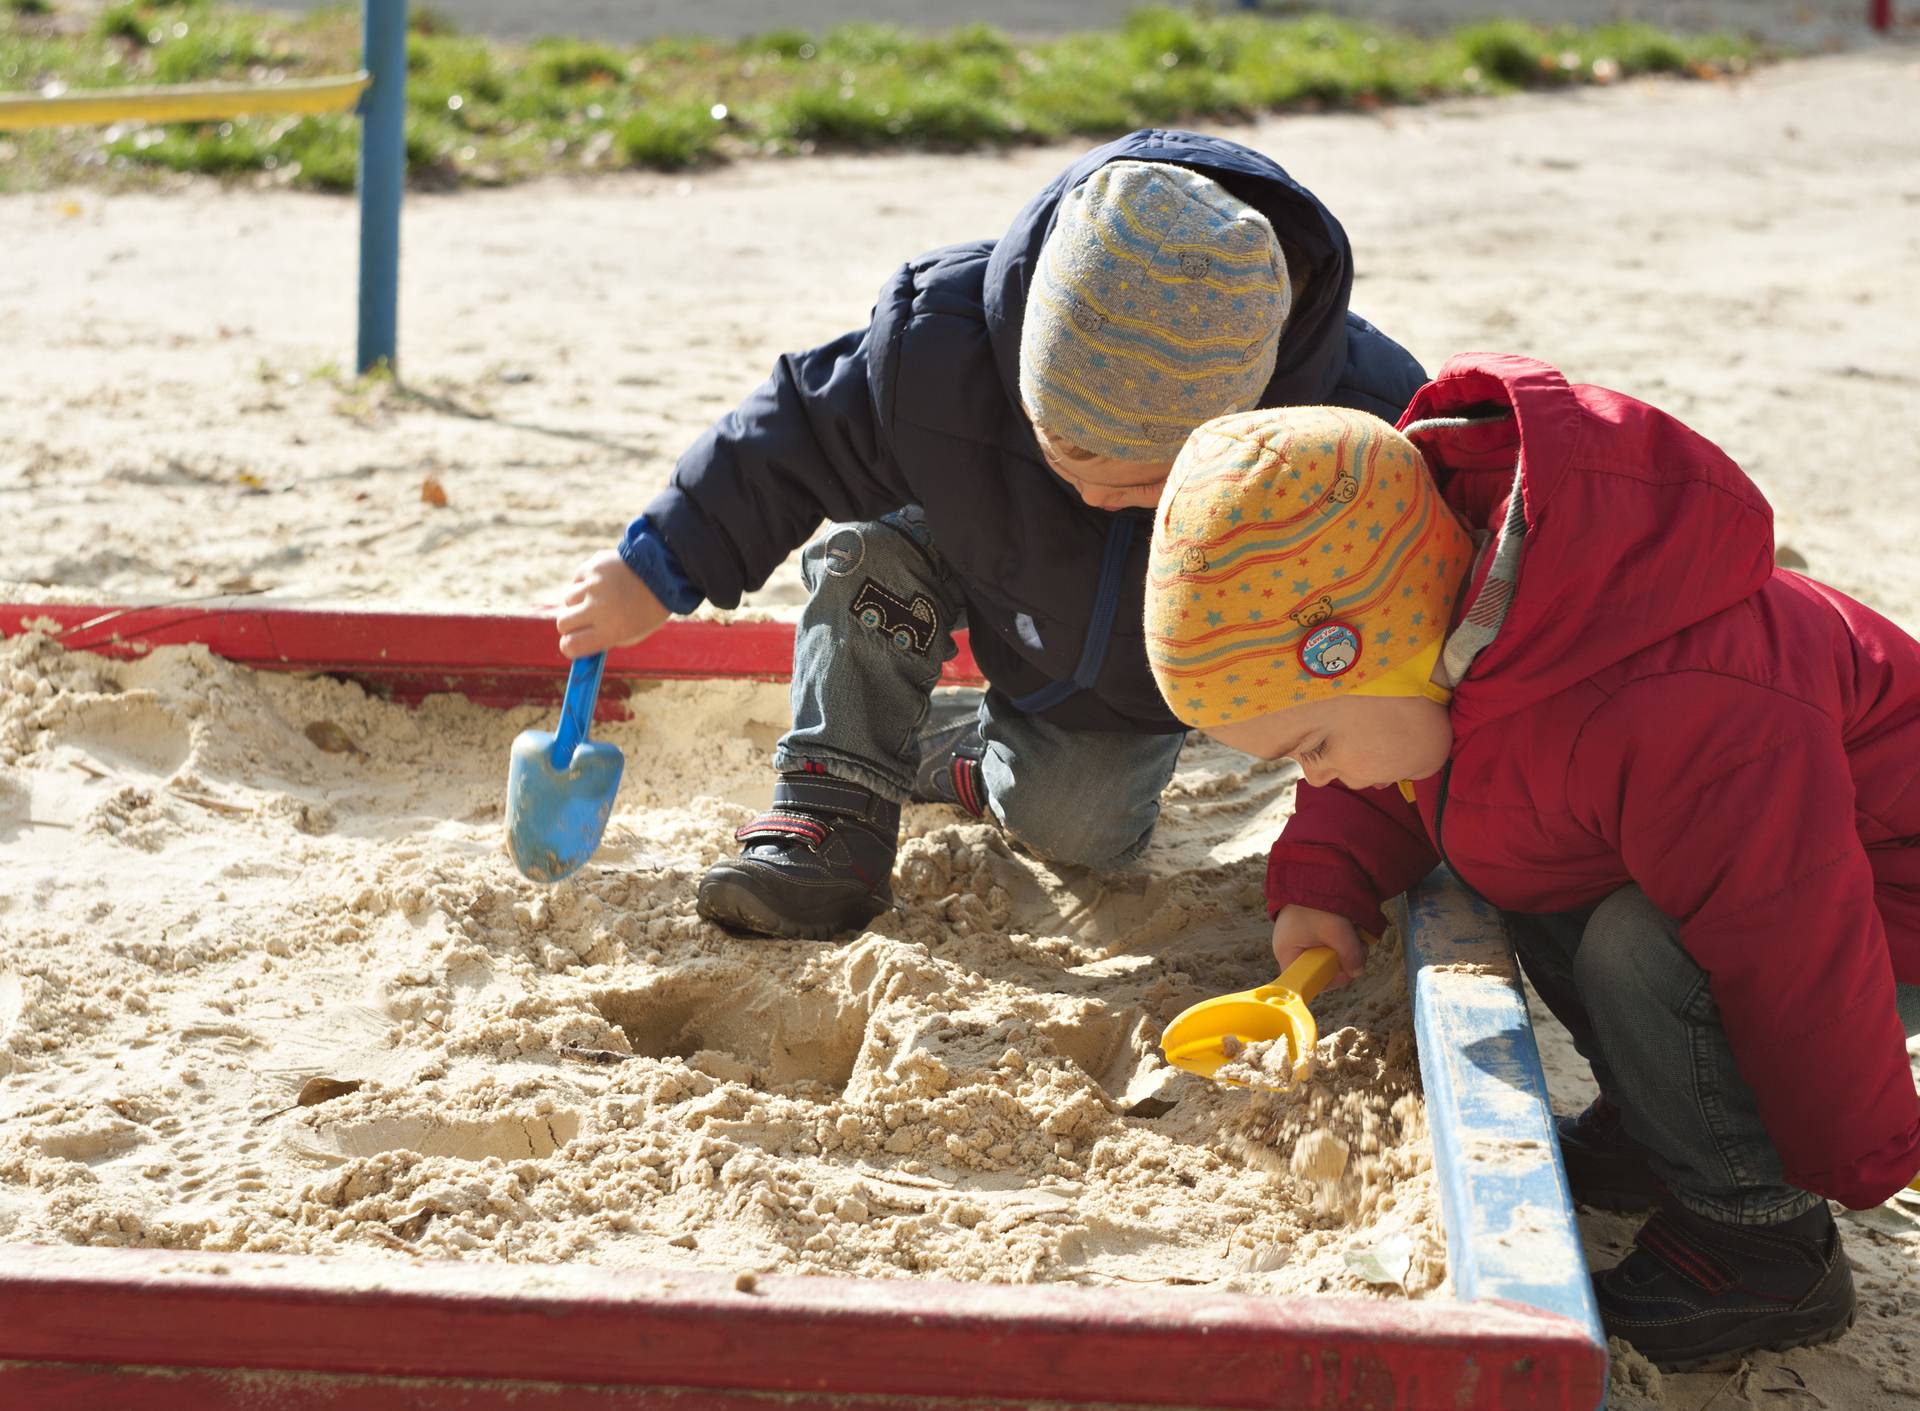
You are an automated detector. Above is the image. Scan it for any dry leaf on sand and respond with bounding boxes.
[303,721,363,756]
[389,1208,435,1242]
[296,1077,363,1108]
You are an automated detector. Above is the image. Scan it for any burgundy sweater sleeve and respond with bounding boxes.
[1266,780,1440,936]
[1573,675,1920,1209]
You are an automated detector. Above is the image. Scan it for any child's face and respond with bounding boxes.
[1029,419,1173,512]
[1206,694,1453,791]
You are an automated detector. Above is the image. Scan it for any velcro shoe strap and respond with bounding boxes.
[735,812,831,847]
[773,772,901,831]
[1638,1212,1738,1294]
[951,755,986,818]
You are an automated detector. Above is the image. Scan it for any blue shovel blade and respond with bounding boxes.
[505,728,624,883]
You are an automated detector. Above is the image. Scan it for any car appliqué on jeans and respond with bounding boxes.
[850,579,939,656]
[1298,621,1362,678]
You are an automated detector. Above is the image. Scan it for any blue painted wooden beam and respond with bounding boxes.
[1401,866,1608,1408]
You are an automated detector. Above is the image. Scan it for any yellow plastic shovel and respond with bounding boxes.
[1160,945,1348,1088]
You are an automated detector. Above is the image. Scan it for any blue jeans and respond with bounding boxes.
[770,512,1186,870]
[1508,885,1920,1224]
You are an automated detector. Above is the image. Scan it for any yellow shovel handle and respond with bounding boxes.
[1269,946,1342,1007]
[1263,929,1376,1008]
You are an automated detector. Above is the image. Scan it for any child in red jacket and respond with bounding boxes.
[1142,356,1920,1369]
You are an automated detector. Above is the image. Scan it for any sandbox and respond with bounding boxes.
[0,603,1603,1408]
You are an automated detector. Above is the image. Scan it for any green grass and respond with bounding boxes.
[0,1,1764,193]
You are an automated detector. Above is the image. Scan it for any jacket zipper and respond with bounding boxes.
[1007,516,1136,714]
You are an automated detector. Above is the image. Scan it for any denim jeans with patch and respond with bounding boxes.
[770,511,1186,871]
[1507,884,1920,1224]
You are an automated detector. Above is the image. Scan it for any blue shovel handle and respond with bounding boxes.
[551,652,606,768]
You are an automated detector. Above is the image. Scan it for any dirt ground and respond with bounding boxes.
[6,52,1919,627]
[3,45,1920,1411]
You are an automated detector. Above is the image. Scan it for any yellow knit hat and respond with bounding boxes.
[1145,406,1474,728]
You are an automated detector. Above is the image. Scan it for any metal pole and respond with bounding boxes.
[1870,0,1892,32]
[356,0,407,374]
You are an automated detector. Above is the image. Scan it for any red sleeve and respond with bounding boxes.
[1266,780,1440,937]
[1573,675,1920,1209]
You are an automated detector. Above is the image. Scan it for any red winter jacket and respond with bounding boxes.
[1267,353,1920,1210]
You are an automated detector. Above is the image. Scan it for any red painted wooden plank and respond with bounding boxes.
[1,1362,1145,1411]
[0,1247,1605,1411]
[0,601,984,714]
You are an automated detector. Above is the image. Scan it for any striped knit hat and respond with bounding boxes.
[1019,161,1291,462]
[1145,405,1475,727]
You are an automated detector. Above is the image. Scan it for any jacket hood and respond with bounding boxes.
[1400,354,1776,736]
[984,129,1358,418]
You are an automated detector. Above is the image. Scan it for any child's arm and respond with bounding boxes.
[641,325,914,611]
[1266,780,1439,942]
[1574,674,1920,1208]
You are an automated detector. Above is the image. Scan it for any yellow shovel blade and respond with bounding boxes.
[1160,946,1344,1088]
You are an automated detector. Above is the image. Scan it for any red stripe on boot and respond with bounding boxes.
[736,812,829,846]
[1639,1220,1734,1293]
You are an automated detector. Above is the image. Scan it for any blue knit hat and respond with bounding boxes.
[1019,160,1291,462]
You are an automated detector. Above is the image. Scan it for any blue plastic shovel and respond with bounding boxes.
[505,652,624,884]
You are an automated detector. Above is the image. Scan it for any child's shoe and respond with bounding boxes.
[1595,1200,1855,1371]
[696,772,899,939]
[1555,1096,1663,1211]
[908,699,988,818]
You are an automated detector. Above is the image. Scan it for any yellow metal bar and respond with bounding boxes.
[0,72,371,131]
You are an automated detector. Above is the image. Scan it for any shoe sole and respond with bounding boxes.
[1649,1309,1856,1374]
[695,871,885,942]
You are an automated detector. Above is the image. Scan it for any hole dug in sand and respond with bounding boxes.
[590,952,1157,1106]
[592,963,874,1097]
[1032,1004,1148,1102]
[858,994,1173,1125]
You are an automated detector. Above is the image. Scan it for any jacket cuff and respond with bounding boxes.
[617,514,704,616]
[1265,846,1391,938]
[1791,1120,1920,1210]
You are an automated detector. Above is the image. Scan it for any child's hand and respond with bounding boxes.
[555,550,672,658]
[1271,904,1368,990]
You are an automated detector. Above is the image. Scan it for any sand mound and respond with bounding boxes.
[0,630,1440,1293]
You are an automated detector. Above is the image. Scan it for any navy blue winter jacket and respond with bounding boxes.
[642,129,1426,733]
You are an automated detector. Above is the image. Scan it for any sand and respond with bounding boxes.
[3,44,1920,1411]
[0,626,1443,1297]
